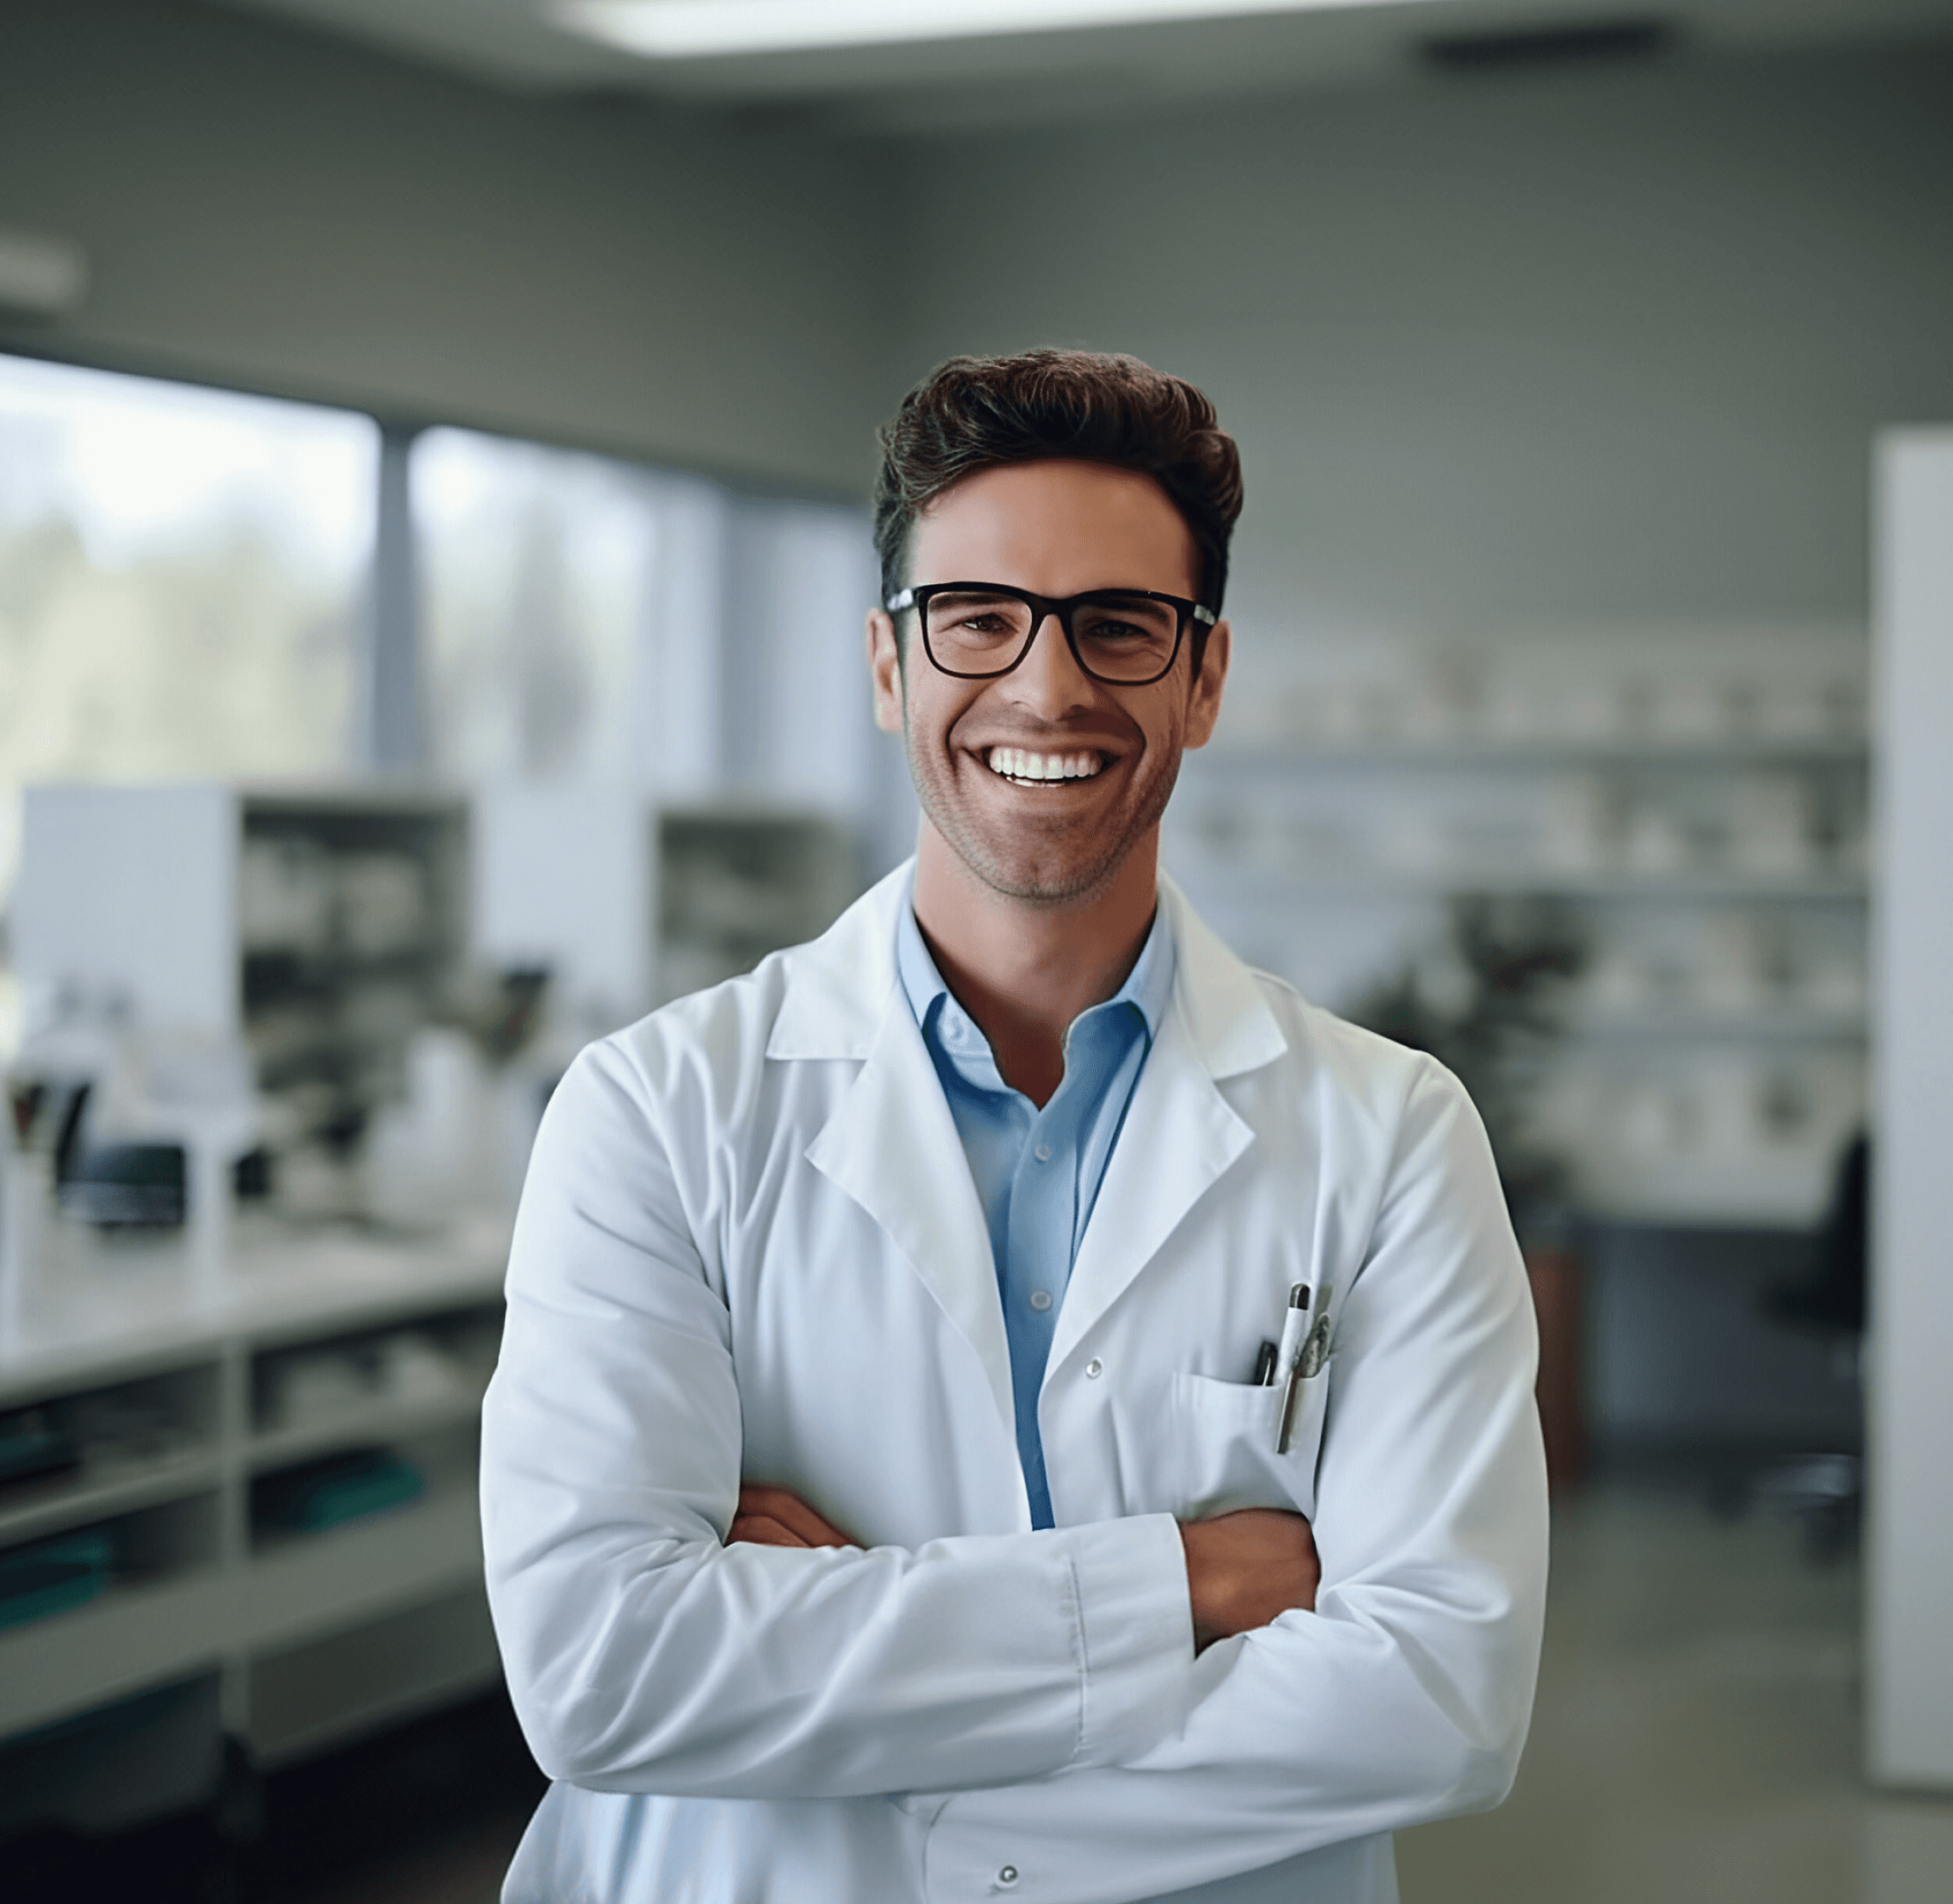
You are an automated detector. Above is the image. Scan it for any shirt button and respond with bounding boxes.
[1033,1143,1052,1163]
[998,1869,1019,1889]
[1029,1290,1052,1311]
[1085,1358,1103,1378]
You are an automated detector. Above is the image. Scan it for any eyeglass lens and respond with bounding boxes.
[922,589,1182,683]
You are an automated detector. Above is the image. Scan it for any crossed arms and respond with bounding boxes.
[732,1482,1323,1655]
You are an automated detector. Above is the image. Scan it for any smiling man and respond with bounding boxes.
[482,350,1549,1904]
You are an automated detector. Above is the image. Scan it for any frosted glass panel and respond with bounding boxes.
[0,353,375,905]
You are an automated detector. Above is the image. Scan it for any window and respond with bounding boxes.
[0,353,376,905]
[413,427,679,790]
[0,356,900,1054]
[412,425,900,839]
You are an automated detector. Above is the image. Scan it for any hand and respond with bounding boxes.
[728,1481,862,1549]
[1179,1509,1320,1652]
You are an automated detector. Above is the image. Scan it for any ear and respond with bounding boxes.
[1182,619,1231,750]
[867,608,905,735]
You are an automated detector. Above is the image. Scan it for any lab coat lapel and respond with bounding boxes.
[804,988,1017,1443]
[1047,997,1252,1372]
[1048,881,1286,1370]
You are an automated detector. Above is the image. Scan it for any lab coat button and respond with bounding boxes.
[997,1867,1019,1888]
[1033,1143,1052,1162]
[1085,1358,1103,1377]
[1029,1289,1052,1311]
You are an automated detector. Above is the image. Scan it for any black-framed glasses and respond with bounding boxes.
[886,581,1217,686]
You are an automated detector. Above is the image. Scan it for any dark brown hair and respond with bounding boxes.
[872,348,1244,614]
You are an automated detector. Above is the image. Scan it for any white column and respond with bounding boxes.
[1868,428,1953,1789]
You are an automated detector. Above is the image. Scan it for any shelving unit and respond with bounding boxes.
[471,789,869,1026]
[0,1214,507,1828]
[1167,636,1871,1229]
[13,782,471,1182]
[654,806,860,1005]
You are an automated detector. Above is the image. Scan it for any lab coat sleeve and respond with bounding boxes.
[913,1057,1551,1903]
[480,1037,1194,1803]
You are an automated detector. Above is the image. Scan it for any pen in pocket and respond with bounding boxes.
[1272,1284,1311,1450]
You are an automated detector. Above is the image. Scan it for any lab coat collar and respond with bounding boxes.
[780,861,1287,1461]
[767,859,1287,1084]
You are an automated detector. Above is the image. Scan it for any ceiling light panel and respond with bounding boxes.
[554,0,1448,61]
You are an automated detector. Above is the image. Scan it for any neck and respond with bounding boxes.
[910,823,1160,1106]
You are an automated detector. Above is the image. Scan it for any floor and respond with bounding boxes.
[1397,1471,1953,1904]
[10,1689,541,1904]
[18,1469,1953,1903]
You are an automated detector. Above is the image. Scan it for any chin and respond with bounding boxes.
[950,824,1142,908]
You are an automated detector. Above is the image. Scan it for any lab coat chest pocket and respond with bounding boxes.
[1169,1362,1332,1522]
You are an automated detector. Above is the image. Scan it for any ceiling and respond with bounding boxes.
[215,0,1953,128]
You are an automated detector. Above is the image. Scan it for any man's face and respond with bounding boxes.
[868,458,1230,907]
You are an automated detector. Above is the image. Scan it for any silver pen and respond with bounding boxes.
[1271,1283,1311,1453]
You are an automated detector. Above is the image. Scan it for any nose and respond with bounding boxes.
[1003,611,1097,718]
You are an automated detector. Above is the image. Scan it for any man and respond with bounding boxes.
[482,349,1548,1904]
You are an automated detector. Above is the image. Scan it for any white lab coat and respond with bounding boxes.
[481,865,1549,1904]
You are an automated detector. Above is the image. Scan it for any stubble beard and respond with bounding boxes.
[904,717,1184,908]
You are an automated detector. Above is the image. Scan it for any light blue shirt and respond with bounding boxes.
[895,894,1176,1528]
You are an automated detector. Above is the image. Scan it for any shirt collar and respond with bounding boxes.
[894,880,1177,1050]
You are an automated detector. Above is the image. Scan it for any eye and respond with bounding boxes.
[1076,600,1176,644]
[926,593,1032,644]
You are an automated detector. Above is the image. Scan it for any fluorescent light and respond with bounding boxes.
[554,0,1441,62]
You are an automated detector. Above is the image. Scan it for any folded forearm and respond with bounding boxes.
[485,1476,1193,1800]
[908,1565,1540,1904]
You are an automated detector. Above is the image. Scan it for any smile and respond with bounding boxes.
[984,746,1106,785]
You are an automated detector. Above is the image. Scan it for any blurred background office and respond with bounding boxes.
[1,1,1950,1899]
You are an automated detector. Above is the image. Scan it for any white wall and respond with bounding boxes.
[891,47,1953,666]
[0,0,896,497]
[1868,429,1953,1791]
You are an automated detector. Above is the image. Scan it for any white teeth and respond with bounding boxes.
[986,747,1103,783]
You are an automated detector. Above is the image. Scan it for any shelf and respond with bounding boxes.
[238,781,468,819]
[0,1568,231,1737]
[247,1384,488,1470]
[243,1489,483,1655]
[246,1583,500,1767]
[0,1448,221,1548]
[1575,1159,1836,1229]
[1560,1008,1867,1044]
[241,947,445,983]
[1193,736,1870,770]
[1173,864,1868,902]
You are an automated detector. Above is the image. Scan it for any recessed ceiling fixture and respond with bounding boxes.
[554,0,1449,62]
